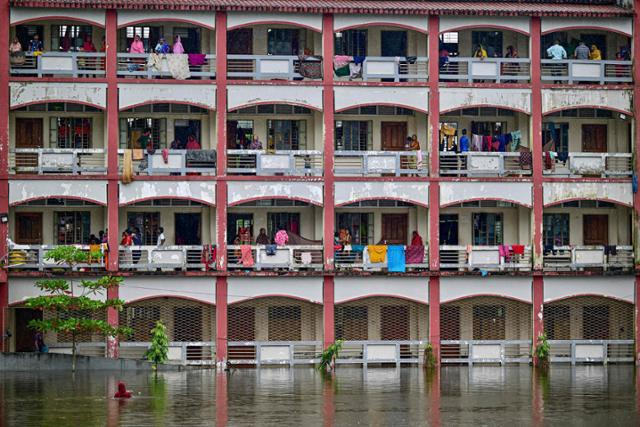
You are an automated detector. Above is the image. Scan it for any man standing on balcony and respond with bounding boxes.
[574,41,589,60]
[157,227,166,247]
[546,40,567,83]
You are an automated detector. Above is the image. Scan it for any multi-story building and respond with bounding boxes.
[0,0,638,366]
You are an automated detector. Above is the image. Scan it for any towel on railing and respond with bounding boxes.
[147,53,161,72]
[351,244,364,252]
[367,245,387,263]
[301,252,312,265]
[132,149,144,161]
[188,54,207,66]
[604,245,617,256]
[265,244,277,256]
[387,245,405,272]
[512,244,525,255]
[123,149,133,184]
[166,53,191,80]
[405,245,424,264]
[240,245,254,267]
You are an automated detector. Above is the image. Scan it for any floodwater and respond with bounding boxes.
[0,365,637,426]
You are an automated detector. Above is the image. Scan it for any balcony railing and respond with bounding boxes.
[227,54,322,80]
[439,152,531,177]
[9,148,106,175]
[542,152,632,177]
[359,57,428,82]
[118,149,216,175]
[440,57,530,83]
[336,340,426,364]
[548,340,634,364]
[543,245,633,271]
[118,245,213,271]
[334,151,428,176]
[10,52,106,77]
[541,59,632,84]
[440,245,532,271]
[227,245,323,271]
[334,245,429,271]
[440,340,531,365]
[116,53,215,78]
[227,150,323,176]
[227,341,321,365]
[8,244,105,271]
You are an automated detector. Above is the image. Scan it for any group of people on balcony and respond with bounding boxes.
[440,126,524,154]
[126,34,206,79]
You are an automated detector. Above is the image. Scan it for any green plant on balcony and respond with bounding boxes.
[318,340,343,372]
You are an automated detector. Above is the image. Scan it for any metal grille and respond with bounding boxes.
[544,296,633,340]
[43,308,107,343]
[122,298,215,342]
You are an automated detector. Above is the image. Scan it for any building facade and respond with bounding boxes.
[1,0,639,366]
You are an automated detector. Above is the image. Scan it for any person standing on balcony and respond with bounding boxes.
[154,38,170,54]
[473,44,487,59]
[256,228,270,245]
[129,34,145,54]
[589,44,602,61]
[81,35,96,53]
[157,227,166,247]
[546,40,567,83]
[459,129,470,153]
[28,34,43,54]
[185,134,200,150]
[9,38,24,65]
[574,41,589,60]
[136,127,152,150]
[172,35,185,54]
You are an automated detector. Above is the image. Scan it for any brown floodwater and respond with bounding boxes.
[0,365,637,426]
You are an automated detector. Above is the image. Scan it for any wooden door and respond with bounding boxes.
[381,122,407,151]
[581,124,607,153]
[15,308,42,352]
[380,305,409,340]
[15,118,43,171]
[583,215,608,245]
[227,29,253,55]
[473,305,505,340]
[381,213,408,245]
[15,213,42,244]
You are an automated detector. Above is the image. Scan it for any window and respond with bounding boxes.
[122,26,160,51]
[51,25,93,52]
[335,121,372,151]
[439,32,459,56]
[472,213,503,245]
[267,28,300,55]
[173,27,201,53]
[267,120,306,150]
[267,213,301,238]
[55,211,90,244]
[336,213,373,245]
[49,118,92,148]
[227,120,254,148]
[15,25,43,52]
[543,214,570,247]
[335,29,367,56]
[471,30,503,57]
[542,123,569,153]
[119,118,166,149]
[126,212,160,245]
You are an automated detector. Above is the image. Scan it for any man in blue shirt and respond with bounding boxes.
[459,129,469,152]
[547,40,567,83]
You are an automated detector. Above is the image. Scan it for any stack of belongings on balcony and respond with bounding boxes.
[298,50,322,79]
[288,232,321,266]
[333,55,365,80]
[542,124,568,172]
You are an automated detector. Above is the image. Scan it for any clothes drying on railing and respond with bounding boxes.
[367,245,387,263]
[240,245,254,267]
[298,55,322,79]
[387,245,406,272]
[188,53,207,66]
[405,245,424,264]
[334,55,365,79]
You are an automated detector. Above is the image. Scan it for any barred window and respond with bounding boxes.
[543,213,570,247]
[267,120,306,150]
[50,117,92,149]
[335,121,372,151]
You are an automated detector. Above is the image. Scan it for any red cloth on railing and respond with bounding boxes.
[405,245,424,264]
[512,244,525,255]
[188,54,206,66]
[240,245,254,267]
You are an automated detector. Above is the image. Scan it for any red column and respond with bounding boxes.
[634,0,640,365]
[322,13,335,271]
[323,276,335,349]
[428,276,440,364]
[216,276,228,364]
[0,0,9,352]
[105,9,120,358]
[532,275,544,365]
[531,17,543,270]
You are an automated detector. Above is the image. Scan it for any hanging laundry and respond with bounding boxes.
[274,230,289,246]
[188,53,207,67]
[497,134,508,152]
[353,56,366,66]
[351,244,365,253]
[165,53,191,80]
[123,149,133,184]
[471,134,483,151]
[265,244,277,256]
[334,55,352,77]
[146,53,162,72]
[482,135,492,151]
[511,244,525,255]
[367,245,387,263]
[298,55,322,79]
[348,62,362,79]
[387,245,406,272]
[510,130,522,151]
[405,245,425,264]
[301,252,313,265]
[240,245,254,267]
[519,151,532,169]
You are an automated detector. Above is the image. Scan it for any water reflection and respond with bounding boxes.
[0,366,637,426]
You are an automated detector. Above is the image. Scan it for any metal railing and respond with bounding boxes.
[334,151,428,176]
[440,152,531,177]
[227,54,322,80]
[227,245,323,271]
[10,52,106,77]
[542,152,632,177]
[440,245,532,271]
[116,53,215,78]
[227,341,322,366]
[227,150,323,176]
[548,340,634,364]
[334,245,429,271]
[8,244,105,271]
[10,148,106,175]
[541,59,632,84]
[118,149,216,175]
[440,340,531,365]
[359,56,428,82]
[118,245,213,271]
[440,57,530,83]
[543,245,633,271]
[335,340,426,365]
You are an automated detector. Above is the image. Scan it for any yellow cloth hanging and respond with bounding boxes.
[123,149,133,184]
[132,149,144,161]
[367,245,387,263]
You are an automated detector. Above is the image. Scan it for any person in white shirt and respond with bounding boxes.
[157,227,166,247]
[546,40,567,83]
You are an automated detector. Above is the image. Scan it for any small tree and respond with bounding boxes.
[534,333,550,369]
[146,321,169,373]
[24,246,131,371]
[318,340,343,372]
[423,343,437,369]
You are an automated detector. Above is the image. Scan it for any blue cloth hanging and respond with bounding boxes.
[387,245,406,273]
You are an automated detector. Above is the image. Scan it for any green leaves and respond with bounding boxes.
[146,321,169,369]
[534,333,550,361]
[318,340,343,372]
[43,246,89,266]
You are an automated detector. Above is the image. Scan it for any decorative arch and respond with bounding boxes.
[228,277,323,304]
[10,8,105,27]
[227,12,322,32]
[334,277,429,304]
[334,14,428,34]
[440,88,531,115]
[440,182,532,208]
[10,100,106,111]
[118,84,216,111]
[227,182,323,207]
[10,82,107,110]
[119,277,216,305]
[334,86,429,114]
[227,85,323,112]
[440,16,530,35]
[335,182,428,207]
[9,180,107,206]
[119,182,216,206]
[117,10,214,29]
[440,276,533,304]
[541,17,632,37]
[543,183,632,208]
[541,89,632,116]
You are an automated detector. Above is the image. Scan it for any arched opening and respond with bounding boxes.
[334,104,428,177]
[227,297,323,362]
[439,106,531,176]
[335,199,428,270]
[440,296,531,363]
[543,200,633,271]
[227,103,322,176]
[10,102,105,175]
[542,108,632,177]
[335,296,428,361]
[121,297,216,362]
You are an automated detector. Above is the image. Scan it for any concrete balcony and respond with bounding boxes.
[334,151,428,177]
[116,53,216,79]
[118,245,213,271]
[541,59,632,85]
[542,245,633,272]
[227,150,323,176]
[8,244,105,271]
[357,56,428,82]
[119,149,216,176]
[10,52,106,78]
[440,245,532,272]
[440,57,530,83]
[227,54,322,81]
[543,152,632,177]
[439,152,531,177]
[227,245,323,271]
[10,148,107,175]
